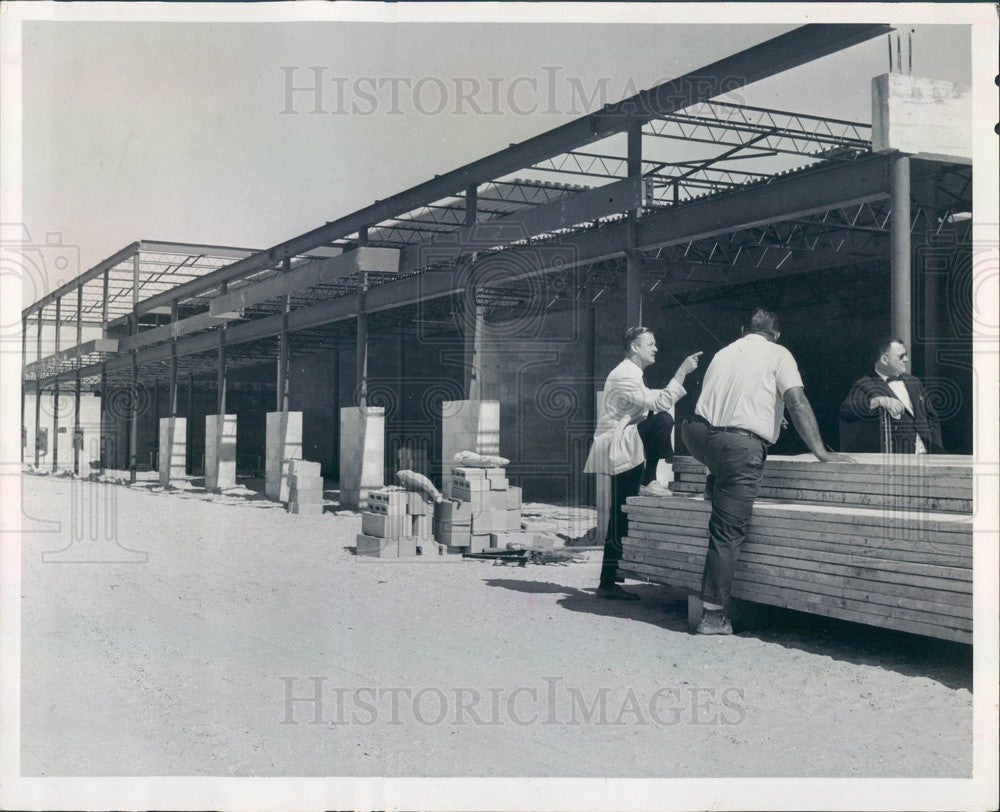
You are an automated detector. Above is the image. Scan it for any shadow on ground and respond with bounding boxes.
[483,577,972,691]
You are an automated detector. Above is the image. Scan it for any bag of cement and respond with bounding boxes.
[453,449,510,468]
[395,469,444,503]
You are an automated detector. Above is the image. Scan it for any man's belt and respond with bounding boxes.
[690,415,771,447]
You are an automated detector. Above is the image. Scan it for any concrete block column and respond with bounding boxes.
[440,399,500,498]
[158,417,187,487]
[205,414,237,492]
[339,405,385,510]
[266,411,302,501]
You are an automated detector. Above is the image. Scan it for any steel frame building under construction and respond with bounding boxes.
[21,24,973,505]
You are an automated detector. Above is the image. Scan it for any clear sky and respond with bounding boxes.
[13,9,975,305]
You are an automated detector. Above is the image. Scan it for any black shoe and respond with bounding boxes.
[695,608,732,635]
[597,584,640,601]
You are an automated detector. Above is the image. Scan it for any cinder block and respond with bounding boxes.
[453,477,489,492]
[411,513,433,539]
[471,508,506,535]
[485,467,505,478]
[289,487,324,505]
[289,473,321,490]
[356,533,397,558]
[504,486,522,510]
[406,491,430,514]
[469,534,491,554]
[289,459,321,478]
[288,501,323,516]
[490,531,534,548]
[487,476,509,491]
[362,511,408,539]
[451,487,485,511]
[505,509,522,531]
[397,536,418,557]
[434,500,472,526]
[452,467,487,479]
[434,523,472,546]
[443,544,469,555]
[369,488,410,515]
[485,490,508,511]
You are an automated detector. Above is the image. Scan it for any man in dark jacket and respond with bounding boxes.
[839,337,943,454]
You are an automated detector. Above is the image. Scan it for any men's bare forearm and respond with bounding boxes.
[784,387,827,457]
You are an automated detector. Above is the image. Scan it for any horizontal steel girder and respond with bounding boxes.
[89,24,890,319]
[25,153,896,391]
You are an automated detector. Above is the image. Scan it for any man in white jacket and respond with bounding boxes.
[585,327,702,600]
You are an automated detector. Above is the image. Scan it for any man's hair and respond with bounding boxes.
[744,308,779,339]
[623,326,652,353]
[871,336,903,366]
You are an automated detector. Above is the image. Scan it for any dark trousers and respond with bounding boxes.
[599,411,674,588]
[681,417,766,606]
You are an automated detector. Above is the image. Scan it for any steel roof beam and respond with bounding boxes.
[99,23,889,314]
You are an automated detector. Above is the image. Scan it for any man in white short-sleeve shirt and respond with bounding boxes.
[681,308,852,634]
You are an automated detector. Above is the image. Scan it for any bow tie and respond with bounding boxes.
[885,376,905,383]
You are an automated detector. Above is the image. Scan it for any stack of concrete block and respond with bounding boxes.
[287,459,324,516]
[440,400,500,498]
[357,486,434,558]
[435,465,523,554]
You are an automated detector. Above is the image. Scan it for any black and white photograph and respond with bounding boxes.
[1,2,997,810]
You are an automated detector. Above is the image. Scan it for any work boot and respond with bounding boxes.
[597,583,640,601]
[638,480,672,498]
[695,608,733,635]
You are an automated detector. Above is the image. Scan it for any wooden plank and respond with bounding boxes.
[619,556,972,629]
[624,497,973,533]
[673,468,973,490]
[671,454,974,480]
[625,526,973,568]
[673,472,973,499]
[623,497,972,538]
[619,563,971,644]
[668,480,972,513]
[622,543,971,597]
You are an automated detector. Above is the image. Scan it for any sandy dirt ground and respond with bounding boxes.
[17,473,971,778]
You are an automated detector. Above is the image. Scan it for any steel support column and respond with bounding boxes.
[73,284,83,474]
[216,328,227,417]
[128,353,138,484]
[102,267,110,335]
[186,372,194,475]
[890,153,911,349]
[99,363,107,474]
[276,258,291,412]
[169,301,179,416]
[51,299,61,471]
[20,315,27,462]
[626,122,644,326]
[356,229,368,409]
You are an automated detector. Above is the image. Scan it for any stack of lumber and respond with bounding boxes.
[433,466,523,554]
[670,453,973,514]
[357,486,433,558]
[620,455,973,643]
